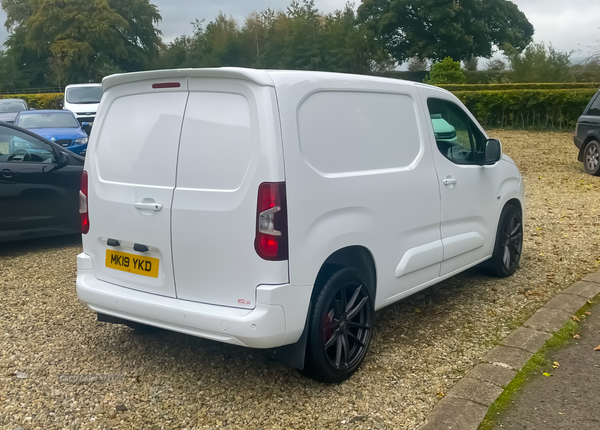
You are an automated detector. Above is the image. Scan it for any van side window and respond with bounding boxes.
[427,98,485,165]
[587,94,600,116]
[298,91,421,174]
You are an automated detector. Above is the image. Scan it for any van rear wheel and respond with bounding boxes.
[303,267,374,383]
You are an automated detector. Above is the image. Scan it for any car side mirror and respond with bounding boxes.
[483,139,502,165]
[57,151,69,168]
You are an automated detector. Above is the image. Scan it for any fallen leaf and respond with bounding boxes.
[559,412,564,415]
[595,346,600,351]
[573,334,581,339]
[415,308,421,313]
[543,372,552,377]
[586,312,592,316]
[437,393,444,397]
[553,362,560,367]
[573,316,580,322]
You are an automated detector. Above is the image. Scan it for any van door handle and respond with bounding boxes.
[443,178,458,186]
[1,169,16,178]
[134,202,163,212]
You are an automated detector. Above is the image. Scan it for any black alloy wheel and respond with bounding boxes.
[584,140,600,176]
[488,204,523,278]
[303,267,374,383]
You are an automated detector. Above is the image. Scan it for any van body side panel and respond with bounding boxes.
[269,73,442,309]
[83,78,189,298]
[171,79,288,309]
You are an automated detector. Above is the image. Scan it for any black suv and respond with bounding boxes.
[575,90,600,175]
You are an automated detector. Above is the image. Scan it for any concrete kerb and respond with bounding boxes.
[417,272,600,430]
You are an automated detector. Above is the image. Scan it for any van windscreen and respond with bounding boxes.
[66,87,103,104]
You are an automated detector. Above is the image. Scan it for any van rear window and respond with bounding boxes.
[298,91,421,174]
[95,92,188,187]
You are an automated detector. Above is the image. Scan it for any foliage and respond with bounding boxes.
[463,57,478,72]
[425,57,466,84]
[487,58,507,71]
[454,88,597,129]
[505,42,573,83]
[0,93,63,109]
[0,0,162,86]
[438,83,599,92]
[407,57,428,72]
[153,1,393,74]
[357,0,534,63]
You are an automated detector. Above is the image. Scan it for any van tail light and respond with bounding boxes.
[255,182,288,261]
[79,170,89,234]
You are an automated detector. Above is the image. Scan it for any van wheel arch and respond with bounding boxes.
[312,246,377,303]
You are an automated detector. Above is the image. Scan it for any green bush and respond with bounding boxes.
[439,83,599,92]
[0,93,64,110]
[453,88,597,129]
[426,57,467,85]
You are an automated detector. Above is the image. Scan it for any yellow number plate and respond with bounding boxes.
[105,250,159,278]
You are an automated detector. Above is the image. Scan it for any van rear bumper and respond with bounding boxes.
[76,254,312,349]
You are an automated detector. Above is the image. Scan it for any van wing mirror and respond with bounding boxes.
[483,139,502,165]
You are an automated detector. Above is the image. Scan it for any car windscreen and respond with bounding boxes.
[66,86,103,104]
[0,100,27,113]
[17,113,80,129]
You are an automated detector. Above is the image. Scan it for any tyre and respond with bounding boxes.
[303,267,374,383]
[487,204,523,278]
[583,140,600,176]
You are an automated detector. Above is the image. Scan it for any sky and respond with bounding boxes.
[0,0,598,63]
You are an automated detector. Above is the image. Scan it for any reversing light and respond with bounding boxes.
[254,182,288,261]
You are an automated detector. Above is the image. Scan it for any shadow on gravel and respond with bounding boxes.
[0,234,81,258]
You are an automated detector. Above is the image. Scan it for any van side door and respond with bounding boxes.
[418,86,505,275]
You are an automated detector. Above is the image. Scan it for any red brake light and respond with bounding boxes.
[152,82,181,89]
[80,170,89,234]
[255,182,288,261]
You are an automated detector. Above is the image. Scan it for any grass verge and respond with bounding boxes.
[478,296,598,430]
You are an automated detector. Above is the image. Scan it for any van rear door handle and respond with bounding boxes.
[134,202,163,212]
[443,178,458,186]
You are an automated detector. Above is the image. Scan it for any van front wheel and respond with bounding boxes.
[303,267,374,383]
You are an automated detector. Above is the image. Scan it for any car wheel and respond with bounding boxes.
[487,204,523,278]
[302,267,374,383]
[584,140,600,176]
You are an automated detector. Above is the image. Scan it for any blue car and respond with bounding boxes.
[14,110,89,156]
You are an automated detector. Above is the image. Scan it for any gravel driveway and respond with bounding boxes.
[1,130,599,430]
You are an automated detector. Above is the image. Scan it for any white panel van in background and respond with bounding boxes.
[63,83,103,129]
[76,68,525,383]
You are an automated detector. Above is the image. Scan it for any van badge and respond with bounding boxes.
[238,299,251,306]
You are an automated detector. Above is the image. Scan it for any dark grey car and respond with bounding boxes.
[0,99,28,124]
[575,90,600,175]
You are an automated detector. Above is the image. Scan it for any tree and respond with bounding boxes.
[407,57,428,71]
[505,42,573,83]
[1,0,162,84]
[463,57,478,71]
[486,58,507,71]
[357,0,534,63]
[425,57,466,84]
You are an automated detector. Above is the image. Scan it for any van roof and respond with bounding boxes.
[102,68,423,92]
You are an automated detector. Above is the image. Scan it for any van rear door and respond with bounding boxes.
[170,78,288,309]
[84,78,188,298]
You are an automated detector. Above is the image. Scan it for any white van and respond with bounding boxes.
[63,83,103,126]
[76,68,525,382]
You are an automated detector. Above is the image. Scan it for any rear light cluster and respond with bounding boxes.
[255,182,288,261]
[80,170,89,234]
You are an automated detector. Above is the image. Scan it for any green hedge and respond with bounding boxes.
[0,93,63,110]
[1,88,595,130]
[453,89,597,129]
[439,83,599,92]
